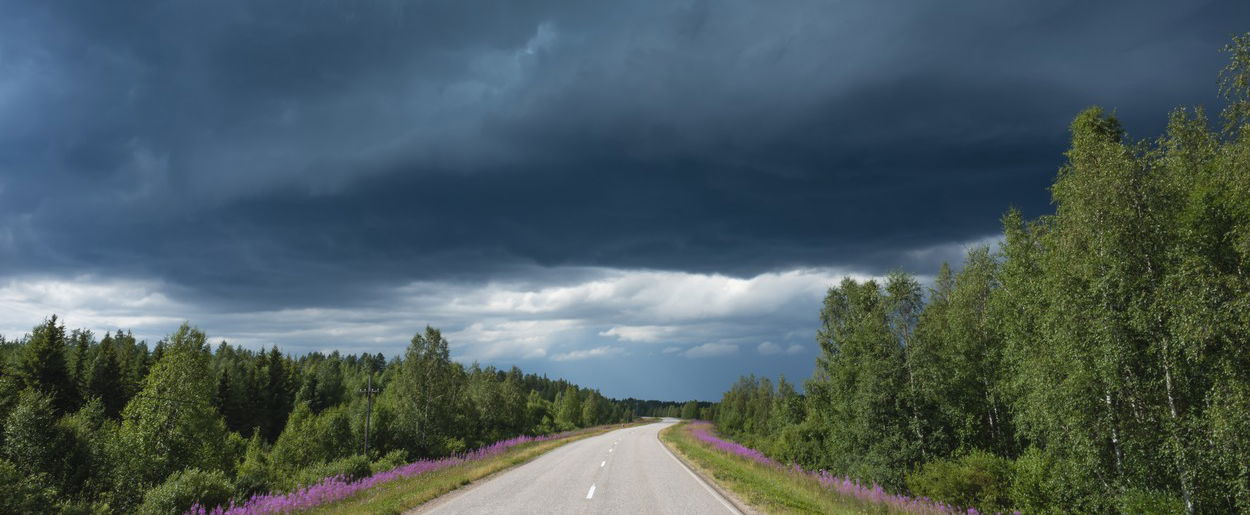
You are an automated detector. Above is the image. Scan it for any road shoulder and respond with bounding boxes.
[657,422,760,515]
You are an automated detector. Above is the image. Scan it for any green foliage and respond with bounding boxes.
[271,403,354,472]
[113,323,231,511]
[769,418,824,467]
[17,316,78,414]
[0,458,59,514]
[1116,489,1186,515]
[288,455,371,490]
[1220,33,1250,131]
[85,337,126,419]
[60,399,116,499]
[906,450,1013,513]
[386,326,465,457]
[807,276,915,489]
[555,385,582,430]
[370,449,408,474]
[137,468,233,515]
[256,347,296,442]
[233,432,273,498]
[707,33,1250,515]
[0,304,685,512]
[679,400,698,419]
[581,390,605,426]
[525,390,556,434]
[3,389,71,487]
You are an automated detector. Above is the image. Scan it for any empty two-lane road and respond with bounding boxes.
[414,419,742,514]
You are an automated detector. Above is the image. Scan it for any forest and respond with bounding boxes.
[0,321,686,513]
[709,35,1250,514]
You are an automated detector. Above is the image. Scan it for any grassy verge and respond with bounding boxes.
[306,423,638,515]
[660,422,902,515]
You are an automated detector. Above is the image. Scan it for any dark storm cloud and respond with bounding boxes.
[1,0,1246,308]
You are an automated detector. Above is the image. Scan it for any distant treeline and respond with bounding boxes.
[709,35,1250,514]
[0,320,686,513]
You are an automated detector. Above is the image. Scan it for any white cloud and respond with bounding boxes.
[551,345,625,361]
[757,341,804,356]
[440,267,868,321]
[393,266,870,361]
[0,266,856,365]
[685,342,738,358]
[446,319,583,360]
[600,325,678,343]
[0,275,187,342]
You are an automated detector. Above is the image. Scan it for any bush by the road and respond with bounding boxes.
[288,454,372,491]
[906,450,1013,513]
[138,468,232,515]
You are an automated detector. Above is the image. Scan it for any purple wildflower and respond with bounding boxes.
[188,431,579,515]
[684,422,1006,515]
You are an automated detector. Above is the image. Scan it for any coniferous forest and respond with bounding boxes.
[710,35,1250,514]
[0,321,685,513]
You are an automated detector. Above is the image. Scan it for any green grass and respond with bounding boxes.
[305,423,639,515]
[659,422,901,515]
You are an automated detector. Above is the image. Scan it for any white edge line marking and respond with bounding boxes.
[657,425,742,515]
[586,484,596,499]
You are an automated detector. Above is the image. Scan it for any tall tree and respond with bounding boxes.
[257,347,294,442]
[16,316,77,414]
[885,272,926,460]
[808,278,914,489]
[387,326,463,457]
[85,336,126,418]
[556,385,582,430]
[112,323,230,511]
[68,329,93,403]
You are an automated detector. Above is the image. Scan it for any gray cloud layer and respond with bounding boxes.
[0,0,1244,398]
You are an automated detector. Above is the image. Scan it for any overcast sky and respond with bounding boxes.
[1,0,1245,400]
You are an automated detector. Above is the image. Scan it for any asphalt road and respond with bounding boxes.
[414,419,742,514]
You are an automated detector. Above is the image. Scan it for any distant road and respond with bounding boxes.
[414,419,741,514]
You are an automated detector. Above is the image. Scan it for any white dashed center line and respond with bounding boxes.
[601,460,606,467]
[586,484,596,499]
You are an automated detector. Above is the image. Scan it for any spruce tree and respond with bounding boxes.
[85,337,125,418]
[16,316,76,414]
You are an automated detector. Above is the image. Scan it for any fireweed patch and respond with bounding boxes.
[188,432,570,515]
[683,422,1017,515]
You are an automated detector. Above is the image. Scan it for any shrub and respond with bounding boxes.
[1008,446,1109,514]
[271,404,355,473]
[1117,488,1185,515]
[137,468,233,515]
[233,434,273,498]
[906,450,1014,513]
[3,389,69,481]
[288,454,372,490]
[770,419,827,469]
[370,449,408,474]
[0,459,59,514]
